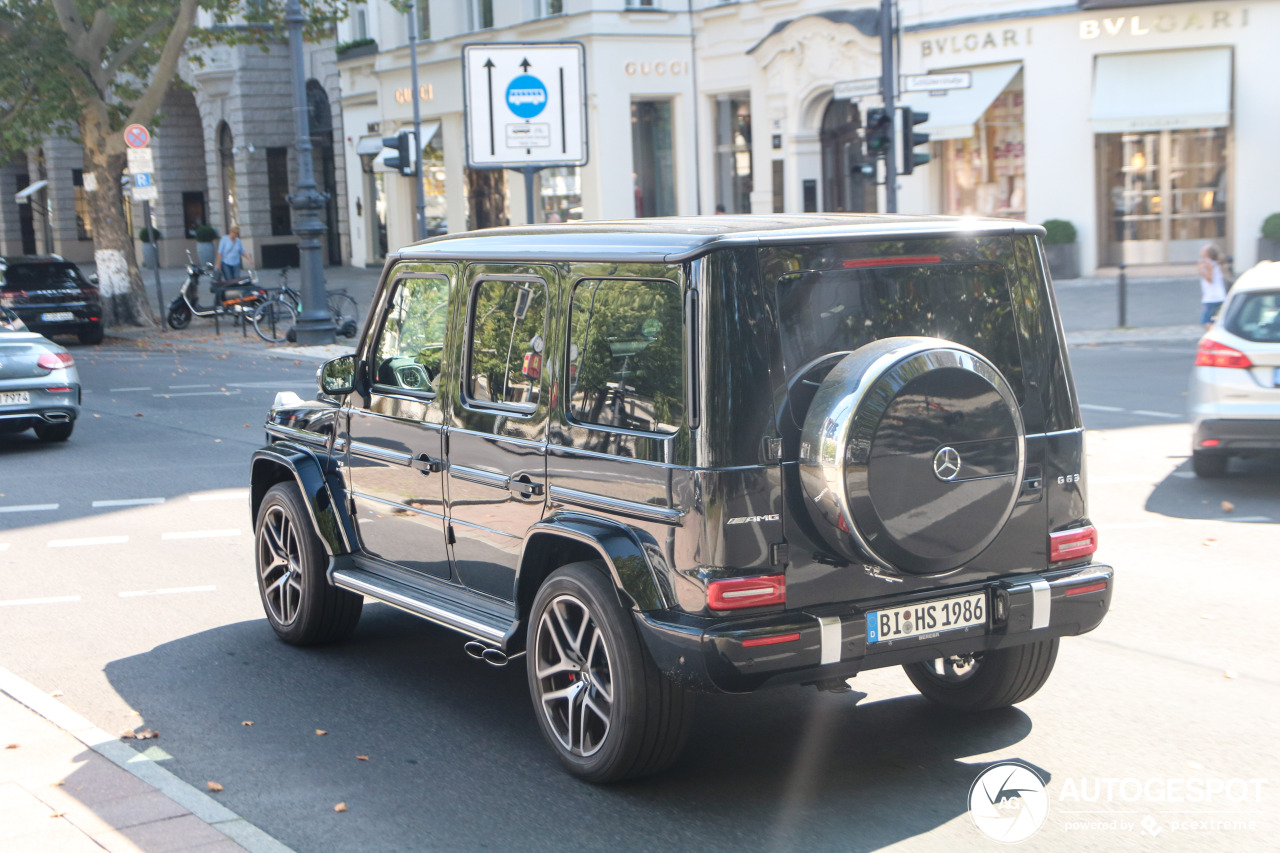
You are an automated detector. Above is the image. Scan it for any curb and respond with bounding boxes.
[1065,325,1204,346]
[0,665,295,853]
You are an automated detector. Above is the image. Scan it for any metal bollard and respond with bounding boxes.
[1117,262,1127,328]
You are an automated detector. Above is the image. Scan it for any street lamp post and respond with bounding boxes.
[284,0,335,345]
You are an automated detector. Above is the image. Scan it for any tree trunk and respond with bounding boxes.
[80,107,155,327]
[467,169,508,231]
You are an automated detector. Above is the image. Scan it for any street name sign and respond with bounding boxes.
[462,42,587,168]
[901,72,973,93]
[833,77,881,101]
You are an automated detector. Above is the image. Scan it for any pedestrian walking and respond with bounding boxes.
[215,226,253,281]
[1198,244,1227,328]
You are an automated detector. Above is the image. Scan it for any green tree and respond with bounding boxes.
[0,1,343,326]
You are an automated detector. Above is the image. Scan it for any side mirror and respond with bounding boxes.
[318,354,356,396]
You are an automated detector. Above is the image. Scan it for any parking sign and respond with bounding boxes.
[463,43,587,169]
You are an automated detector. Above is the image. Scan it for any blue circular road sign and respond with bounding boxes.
[506,75,548,119]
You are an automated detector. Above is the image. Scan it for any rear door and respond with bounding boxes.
[445,265,555,602]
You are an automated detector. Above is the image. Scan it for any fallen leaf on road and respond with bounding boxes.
[356,755,369,761]
[134,413,143,418]
[242,721,254,727]
[315,729,327,736]
[135,729,158,740]
[50,811,65,818]
[49,690,62,697]
[1202,538,1216,546]
[120,729,136,739]
[51,780,65,787]
[334,802,348,812]
[207,781,224,792]
[244,424,250,428]
[1221,500,1235,513]
[1224,670,1238,679]
[1201,614,1216,620]
[5,743,18,750]
[93,413,100,418]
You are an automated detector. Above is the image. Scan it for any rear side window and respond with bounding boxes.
[466,278,547,410]
[567,278,685,435]
[1226,291,1280,342]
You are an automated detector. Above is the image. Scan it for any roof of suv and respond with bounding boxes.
[395,214,1045,265]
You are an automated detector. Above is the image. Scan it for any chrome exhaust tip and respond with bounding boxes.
[463,641,487,661]
[42,412,70,423]
[481,648,509,667]
[463,641,510,667]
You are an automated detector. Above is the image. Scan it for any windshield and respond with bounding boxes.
[1,263,86,292]
[1225,290,1280,343]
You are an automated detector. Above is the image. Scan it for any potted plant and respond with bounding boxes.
[1258,214,1280,262]
[335,37,377,60]
[194,223,218,266]
[1042,219,1079,280]
[138,226,162,269]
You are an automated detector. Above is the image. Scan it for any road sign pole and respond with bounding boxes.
[519,166,538,225]
[880,0,898,214]
[408,1,426,241]
[142,200,162,321]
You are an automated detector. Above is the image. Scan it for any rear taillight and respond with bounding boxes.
[46,386,72,393]
[1050,526,1097,562]
[36,352,74,371]
[1065,581,1108,597]
[707,575,786,610]
[741,632,801,648]
[1195,338,1252,369]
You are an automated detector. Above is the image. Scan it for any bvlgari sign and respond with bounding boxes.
[1079,7,1249,39]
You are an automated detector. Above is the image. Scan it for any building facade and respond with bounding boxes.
[340,0,1276,277]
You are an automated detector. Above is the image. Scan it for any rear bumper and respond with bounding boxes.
[635,563,1113,693]
[1194,418,1280,453]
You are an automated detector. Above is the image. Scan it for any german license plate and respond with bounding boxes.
[0,391,31,405]
[866,592,986,643]
[41,312,74,322]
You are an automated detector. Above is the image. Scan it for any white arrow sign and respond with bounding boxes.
[463,42,588,169]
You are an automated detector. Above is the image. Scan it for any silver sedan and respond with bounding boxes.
[1188,262,1280,476]
[0,307,81,442]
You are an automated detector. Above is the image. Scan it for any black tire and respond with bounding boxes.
[252,300,297,344]
[78,324,104,345]
[904,638,1059,712]
[1192,450,1228,478]
[527,561,693,783]
[166,302,192,330]
[33,421,73,442]
[254,482,362,644]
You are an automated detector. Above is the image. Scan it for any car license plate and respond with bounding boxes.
[0,391,31,405]
[41,312,74,322]
[866,592,986,643]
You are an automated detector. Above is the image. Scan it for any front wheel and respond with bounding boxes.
[252,300,297,343]
[527,562,693,783]
[254,482,362,644]
[904,638,1059,712]
[166,301,192,330]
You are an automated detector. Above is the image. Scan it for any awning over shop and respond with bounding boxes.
[900,62,1021,141]
[13,180,48,203]
[1090,48,1232,133]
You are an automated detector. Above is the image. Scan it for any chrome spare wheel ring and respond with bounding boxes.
[258,504,304,627]
[534,594,614,758]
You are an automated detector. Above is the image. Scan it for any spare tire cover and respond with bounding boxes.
[798,337,1025,575]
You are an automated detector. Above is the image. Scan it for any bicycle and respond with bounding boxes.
[251,268,360,343]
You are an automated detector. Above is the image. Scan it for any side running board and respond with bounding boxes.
[331,567,516,648]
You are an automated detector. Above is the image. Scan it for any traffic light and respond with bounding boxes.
[901,107,931,175]
[382,131,416,177]
[865,107,893,157]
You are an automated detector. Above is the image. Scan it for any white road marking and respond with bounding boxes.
[92,498,165,508]
[108,386,152,392]
[48,536,129,548]
[0,595,81,607]
[1080,403,1124,412]
[119,585,216,598]
[153,390,241,398]
[189,490,250,502]
[0,503,59,514]
[161,529,241,541]
[1131,409,1181,419]
[168,384,211,389]
[225,381,314,389]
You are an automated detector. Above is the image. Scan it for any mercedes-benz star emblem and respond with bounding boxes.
[933,446,962,481]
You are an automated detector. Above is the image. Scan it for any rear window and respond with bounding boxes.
[1225,291,1280,343]
[1,263,86,292]
[774,259,1025,401]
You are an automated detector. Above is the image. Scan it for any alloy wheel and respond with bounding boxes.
[258,504,304,627]
[534,594,615,757]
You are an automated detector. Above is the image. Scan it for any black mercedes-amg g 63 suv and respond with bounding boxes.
[250,215,1112,782]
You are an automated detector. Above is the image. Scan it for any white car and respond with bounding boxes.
[1188,261,1280,477]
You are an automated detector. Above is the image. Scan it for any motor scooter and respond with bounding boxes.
[166,254,265,330]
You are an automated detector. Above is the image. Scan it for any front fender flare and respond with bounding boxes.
[250,443,354,556]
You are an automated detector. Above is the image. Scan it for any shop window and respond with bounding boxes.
[373,276,450,395]
[939,83,1025,220]
[267,147,292,236]
[632,100,675,218]
[467,278,547,410]
[715,95,752,214]
[538,167,581,222]
[71,169,92,241]
[568,278,685,435]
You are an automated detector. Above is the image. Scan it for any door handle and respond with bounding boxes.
[509,474,544,498]
[412,454,442,474]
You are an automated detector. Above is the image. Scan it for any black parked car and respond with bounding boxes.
[250,215,1113,782]
[0,255,104,345]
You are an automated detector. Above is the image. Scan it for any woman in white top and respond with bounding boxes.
[1198,244,1227,329]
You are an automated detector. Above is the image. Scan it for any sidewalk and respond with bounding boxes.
[0,668,290,853]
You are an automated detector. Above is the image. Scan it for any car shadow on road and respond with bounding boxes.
[104,605,1042,852]
[1146,456,1280,523]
